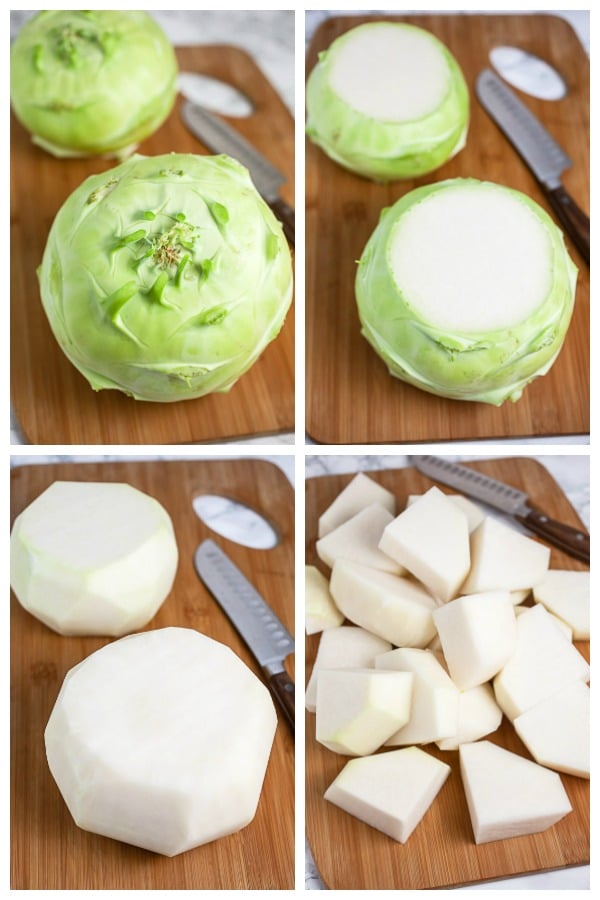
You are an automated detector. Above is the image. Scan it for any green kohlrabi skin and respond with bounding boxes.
[355,179,578,405]
[38,153,294,402]
[306,22,469,182]
[10,10,177,157]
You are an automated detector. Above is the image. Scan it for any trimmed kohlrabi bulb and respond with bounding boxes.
[37,152,293,402]
[356,178,577,405]
[10,10,177,158]
[306,21,469,181]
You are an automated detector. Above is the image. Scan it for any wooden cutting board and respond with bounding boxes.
[10,458,294,890]
[10,46,294,445]
[306,15,590,444]
[305,457,589,890]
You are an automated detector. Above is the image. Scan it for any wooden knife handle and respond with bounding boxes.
[545,185,590,267]
[517,509,590,564]
[268,670,295,734]
[270,196,295,246]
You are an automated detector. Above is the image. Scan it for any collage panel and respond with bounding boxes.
[305,9,589,445]
[10,10,295,447]
[304,453,590,890]
[10,454,295,889]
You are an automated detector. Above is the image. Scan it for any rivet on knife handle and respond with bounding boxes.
[517,509,590,565]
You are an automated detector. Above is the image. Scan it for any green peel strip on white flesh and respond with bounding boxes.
[355,178,577,405]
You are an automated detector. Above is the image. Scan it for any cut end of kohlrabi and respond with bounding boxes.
[37,152,293,402]
[306,22,469,181]
[10,10,177,158]
[356,178,577,405]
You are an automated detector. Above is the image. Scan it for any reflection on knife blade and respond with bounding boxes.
[181,100,295,245]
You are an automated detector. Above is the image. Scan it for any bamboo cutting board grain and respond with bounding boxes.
[11,459,294,890]
[11,46,294,445]
[305,15,589,444]
[305,457,589,890]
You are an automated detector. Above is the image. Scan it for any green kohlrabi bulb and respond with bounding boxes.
[10,10,178,158]
[37,153,293,402]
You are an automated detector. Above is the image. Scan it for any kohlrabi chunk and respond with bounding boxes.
[493,604,590,721]
[45,627,277,856]
[37,152,293,402]
[461,516,550,594]
[379,487,470,603]
[459,740,572,844]
[318,472,396,538]
[10,480,178,636]
[356,178,577,405]
[305,565,344,634]
[432,591,517,690]
[305,626,392,712]
[306,22,469,181]
[532,569,590,640]
[316,503,404,574]
[316,668,413,756]
[407,492,485,533]
[10,11,177,158]
[436,683,503,751]
[513,681,590,779]
[325,747,451,843]
[514,602,573,641]
[375,648,459,745]
[330,560,437,648]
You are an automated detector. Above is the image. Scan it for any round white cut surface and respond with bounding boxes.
[10,481,178,636]
[44,627,278,856]
[389,184,553,332]
[329,24,451,121]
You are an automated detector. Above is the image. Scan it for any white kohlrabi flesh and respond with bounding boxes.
[44,627,277,856]
[356,178,577,404]
[10,480,178,636]
[37,152,293,402]
[10,10,177,158]
[306,22,469,181]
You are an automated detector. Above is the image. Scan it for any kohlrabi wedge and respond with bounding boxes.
[10,10,177,159]
[356,178,577,405]
[37,152,293,402]
[306,21,469,181]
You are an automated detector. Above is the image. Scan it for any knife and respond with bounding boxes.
[181,100,295,245]
[194,538,295,732]
[476,68,589,266]
[410,456,590,564]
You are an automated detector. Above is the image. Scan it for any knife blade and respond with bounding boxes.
[476,68,589,265]
[194,538,295,732]
[181,100,295,245]
[410,456,589,564]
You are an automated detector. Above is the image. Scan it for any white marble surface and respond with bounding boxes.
[305,453,589,890]
[9,10,294,446]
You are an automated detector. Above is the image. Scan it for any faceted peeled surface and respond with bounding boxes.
[45,627,277,856]
[389,184,553,332]
[10,481,178,636]
[329,24,451,122]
